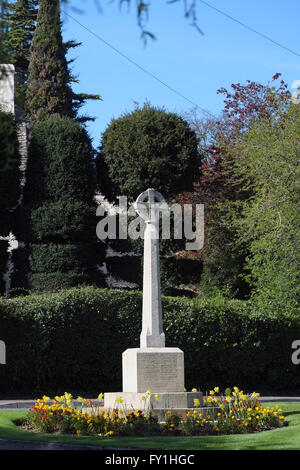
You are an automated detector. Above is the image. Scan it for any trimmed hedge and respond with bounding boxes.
[0,111,21,236]
[0,239,8,295]
[0,287,299,396]
[97,104,200,200]
[13,117,104,292]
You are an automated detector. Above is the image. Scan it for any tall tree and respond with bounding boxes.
[0,0,10,62]
[5,0,38,112]
[226,102,300,312]
[26,0,73,122]
[181,75,290,298]
[26,0,100,122]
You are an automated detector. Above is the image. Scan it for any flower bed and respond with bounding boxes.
[20,387,287,437]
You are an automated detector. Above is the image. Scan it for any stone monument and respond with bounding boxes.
[104,188,203,410]
[0,64,15,114]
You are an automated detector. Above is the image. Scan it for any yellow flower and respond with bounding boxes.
[76,430,81,435]
[145,390,152,397]
[154,394,160,399]
[184,387,187,392]
[98,393,104,401]
[116,396,123,404]
[42,395,50,402]
[192,388,197,392]
[141,396,145,401]
[98,433,103,437]
[214,387,219,393]
[209,390,215,396]
[107,431,114,436]
[194,398,200,407]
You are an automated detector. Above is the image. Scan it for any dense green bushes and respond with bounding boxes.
[0,111,21,296]
[97,104,200,200]
[0,239,8,295]
[13,117,104,292]
[0,287,299,396]
[0,111,21,236]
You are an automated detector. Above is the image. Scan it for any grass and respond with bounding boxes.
[0,402,299,450]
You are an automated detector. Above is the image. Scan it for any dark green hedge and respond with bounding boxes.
[0,111,21,236]
[0,287,299,396]
[97,104,200,200]
[0,239,8,295]
[12,117,103,292]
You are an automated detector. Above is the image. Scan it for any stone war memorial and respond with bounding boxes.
[104,188,203,413]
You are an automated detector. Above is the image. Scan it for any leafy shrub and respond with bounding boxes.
[0,239,8,295]
[0,287,299,395]
[97,103,200,201]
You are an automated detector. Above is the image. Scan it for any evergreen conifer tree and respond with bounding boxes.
[5,0,38,111]
[26,0,73,121]
[0,0,10,62]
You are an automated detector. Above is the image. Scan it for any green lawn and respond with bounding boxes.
[0,402,299,450]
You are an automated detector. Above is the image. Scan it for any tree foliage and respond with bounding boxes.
[181,75,291,299]
[26,0,73,122]
[5,0,38,112]
[97,103,200,201]
[226,103,300,311]
[61,0,203,43]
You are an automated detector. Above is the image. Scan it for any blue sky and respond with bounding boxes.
[62,0,300,146]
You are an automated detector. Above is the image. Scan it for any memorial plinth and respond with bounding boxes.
[122,347,184,393]
[104,189,203,411]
